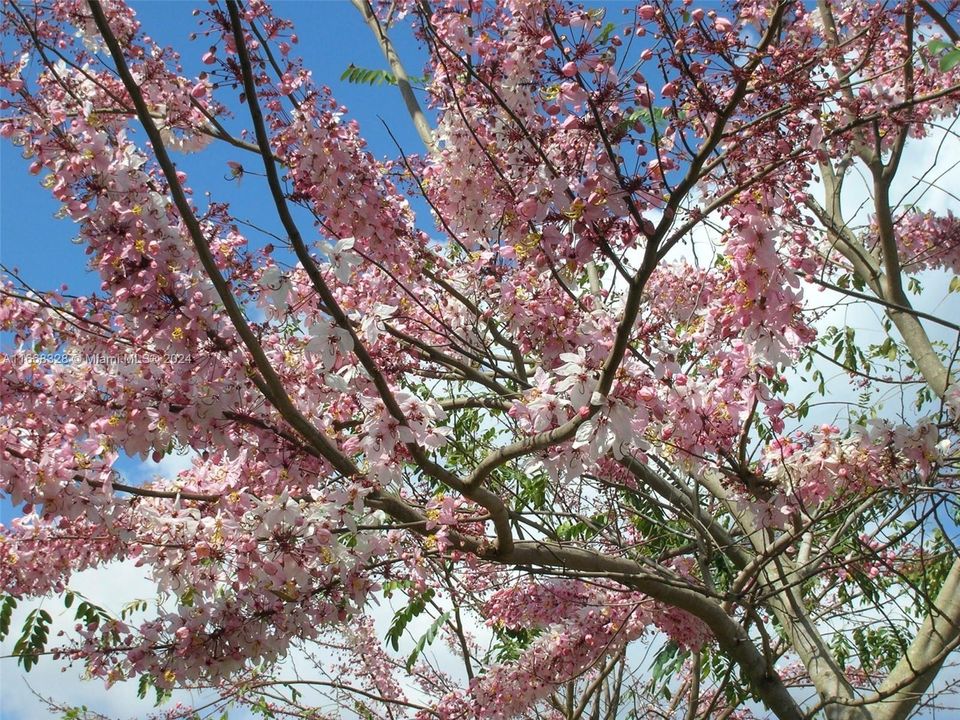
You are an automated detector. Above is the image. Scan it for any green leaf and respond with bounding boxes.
[0,595,17,641]
[941,48,960,71]
[137,673,173,707]
[406,611,450,670]
[385,589,435,651]
[121,599,148,620]
[647,642,689,698]
[340,63,426,88]
[487,626,539,663]
[518,471,548,507]
[73,598,113,633]
[13,607,52,671]
[556,520,591,541]
[927,38,954,55]
[382,579,414,599]
[252,695,276,718]
[596,21,616,44]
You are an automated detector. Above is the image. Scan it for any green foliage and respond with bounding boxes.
[487,626,539,664]
[0,594,16,641]
[354,701,376,720]
[437,405,498,481]
[8,593,121,673]
[832,631,853,668]
[250,696,276,718]
[939,48,959,70]
[595,21,616,44]
[824,326,868,374]
[927,38,954,54]
[704,648,742,704]
[872,336,899,362]
[73,597,113,633]
[620,489,693,562]
[647,642,688,701]
[60,706,91,720]
[340,63,426,87]
[622,105,672,133]
[832,620,910,674]
[834,272,867,292]
[516,469,548,508]
[341,63,397,86]
[912,530,957,606]
[120,598,149,619]
[385,588,435,651]
[792,391,816,420]
[555,513,608,541]
[137,673,173,707]
[800,346,827,395]
[12,607,52,671]
[927,39,960,71]
[284,683,302,705]
[382,579,415,598]
[406,610,451,670]
[851,626,909,672]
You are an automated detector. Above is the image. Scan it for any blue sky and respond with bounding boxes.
[1,0,430,290]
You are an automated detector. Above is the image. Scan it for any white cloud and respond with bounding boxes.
[134,449,198,484]
[0,561,248,720]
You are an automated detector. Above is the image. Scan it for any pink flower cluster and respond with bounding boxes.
[430,581,708,719]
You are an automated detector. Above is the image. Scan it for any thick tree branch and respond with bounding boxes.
[871,556,960,720]
[351,0,434,151]
[87,0,360,481]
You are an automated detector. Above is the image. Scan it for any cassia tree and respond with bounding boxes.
[1,1,960,719]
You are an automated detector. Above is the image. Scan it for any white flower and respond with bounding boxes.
[305,322,354,367]
[360,304,397,344]
[157,123,213,154]
[555,349,596,409]
[330,236,360,282]
[260,266,288,306]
